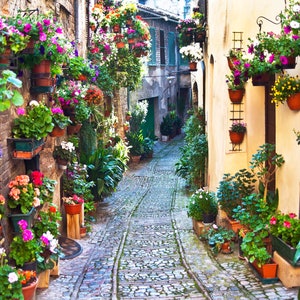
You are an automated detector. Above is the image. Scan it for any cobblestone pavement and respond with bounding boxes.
[37,135,299,300]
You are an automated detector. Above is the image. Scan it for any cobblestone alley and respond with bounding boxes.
[37,135,299,300]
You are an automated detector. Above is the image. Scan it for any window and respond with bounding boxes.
[148,27,156,66]
[168,32,176,66]
[160,30,165,65]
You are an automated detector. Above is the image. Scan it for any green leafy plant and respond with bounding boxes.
[129,100,148,133]
[51,107,71,129]
[0,248,23,300]
[160,114,173,136]
[126,130,144,156]
[65,56,96,81]
[217,169,256,218]
[230,121,247,133]
[10,219,42,267]
[12,102,54,140]
[250,143,285,202]
[53,140,77,162]
[0,70,24,112]
[187,188,218,221]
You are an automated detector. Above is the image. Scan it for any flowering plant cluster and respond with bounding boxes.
[269,211,300,247]
[132,41,151,56]
[187,188,218,221]
[8,173,43,214]
[18,269,37,287]
[230,121,247,133]
[53,140,76,162]
[271,73,300,105]
[12,11,71,72]
[51,106,71,129]
[62,194,84,205]
[56,80,88,107]
[12,101,54,140]
[9,220,42,267]
[84,85,104,105]
[0,248,23,300]
[179,43,203,62]
[0,16,30,54]
[280,0,300,37]
[226,66,249,90]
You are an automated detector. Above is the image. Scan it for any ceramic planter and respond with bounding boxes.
[64,203,82,215]
[22,278,38,300]
[287,92,300,111]
[9,207,36,233]
[189,61,197,71]
[251,260,278,279]
[229,131,245,144]
[228,88,244,104]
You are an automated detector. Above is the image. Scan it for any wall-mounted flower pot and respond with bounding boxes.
[227,56,238,70]
[287,92,300,111]
[0,48,11,65]
[49,126,66,137]
[229,131,245,144]
[64,203,82,215]
[67,123,82,135]
[189,61,197,71]
[9,138,45,160]
[9,207,36,233]
[281,56,296,69]
[228,88,244,103]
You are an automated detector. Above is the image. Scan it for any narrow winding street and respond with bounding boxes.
[37,136,298,300]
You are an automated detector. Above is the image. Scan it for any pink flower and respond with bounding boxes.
[40,235,49,246]
[22,229,34,242]
[16,107,25,115]
[283,221,291,228]
[43,19,51,26]
[284,25,291,34]
[270,216,277,225]
[280,56,288,65]
[18,219,28,231]
[268,54,275,63]
[56,27,63,34]
[289,213,297,219]
[39,32,47,41]
[23,23,32,33]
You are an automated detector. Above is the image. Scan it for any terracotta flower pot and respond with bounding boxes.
[228,88,244,103]
[287,92,300,111]
[50,126,66,137]
[67,123,82,135]
[64,203,82,215]
[189,61,197,71]
[229,131,245,144]
[22,279,38,300]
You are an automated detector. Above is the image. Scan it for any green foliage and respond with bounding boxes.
[143,137,154,155]
[217,169,256,218]
[160,114,173,136]
[129,100,148,133]
[0,264,23,300]
[250,143,285,202]
[126,130,144,156]
[12,103,54,140]
[0,69,24,112]
[187,188,218,221]
[74,99,92,124]
[175,133,208,189]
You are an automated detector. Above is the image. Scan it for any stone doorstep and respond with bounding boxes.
[273,251,300,288]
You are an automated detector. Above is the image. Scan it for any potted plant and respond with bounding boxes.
[11,101,54,158]
[179,43,203,70]
[126,130,144,162]
[19,269,38,299]
[176,18,197,47]
[7,174,42,231]
[132,41,150,57]
[226,48,244,70]
[50,106,71,137]
[217,168,256,223]
[271,73,300,110]
[65,56,96,81]
[229,121,246,144]
[160,115,173,141]
[142,137,154,158]
[10,219,42,268]
[205,224,235,254]
[187,188,218,224]
[269,211,300,266]
[0,248,24,300]
[226,63,249,103]
[0,69,24,112]
[62,194,84,215]
[53,140,76,169]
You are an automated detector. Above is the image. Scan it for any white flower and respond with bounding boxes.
[29,100,39,106]
[292,4,300,12]
[8,272,18,283]
[179,43,203,62]
[290,20,300,29]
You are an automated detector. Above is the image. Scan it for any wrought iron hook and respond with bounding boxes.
[256,15,281,33]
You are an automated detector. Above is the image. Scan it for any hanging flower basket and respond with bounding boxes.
[228,89,244,103]
[229,131,245,144]
[252,73,274,86]
[287,93,300,111]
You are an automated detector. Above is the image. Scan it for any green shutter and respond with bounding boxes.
[149,27,156,66]
[168,32,176,66]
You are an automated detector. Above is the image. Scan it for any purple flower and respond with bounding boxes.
[40,235,49,246]
[292,35,300,40]
[56,27,63,34]
[268,54,275,63]
[284,25,292,34]
[22,229,34,242]
[23,23,32,33]
[57,44,64,53]
[280,55,288,65]
[16,107,25,115]
[248,44,254,54]
[18,219,28,231]
[43,19,51,26]
[51,107,63,114]
[244,62,250,68]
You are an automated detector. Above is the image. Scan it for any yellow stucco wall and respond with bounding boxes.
[198,0,299,214]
